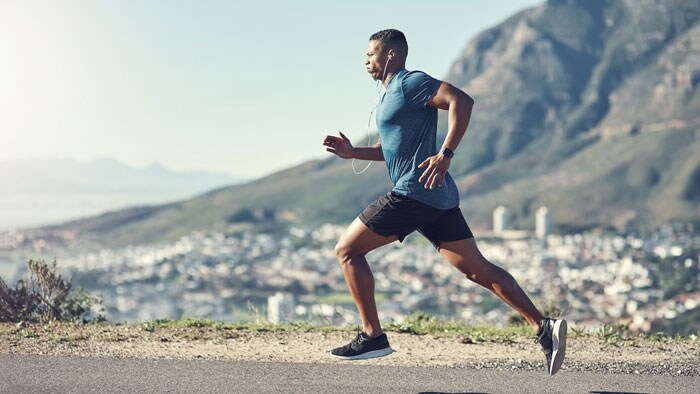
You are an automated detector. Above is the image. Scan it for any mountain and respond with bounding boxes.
[0,157,240,194]
[28,0,700,248]
[441,0,700,228]
[35,159,392,248]
[0,157,242,229]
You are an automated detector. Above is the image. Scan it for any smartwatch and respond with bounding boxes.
[441,147,455,158]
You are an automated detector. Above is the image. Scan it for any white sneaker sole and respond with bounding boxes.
[330,347,394,361]
[549,319,567,376]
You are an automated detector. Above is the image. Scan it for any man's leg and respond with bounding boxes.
[438,238,543,332]
[423,204,568,375]
[334,217,398,337]
[440,237,567,375]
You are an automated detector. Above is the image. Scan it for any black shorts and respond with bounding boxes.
[359,191,474,249]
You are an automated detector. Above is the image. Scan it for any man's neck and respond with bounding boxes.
[382,67,405,87]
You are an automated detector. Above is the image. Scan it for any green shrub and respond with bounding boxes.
[0,259,105,323]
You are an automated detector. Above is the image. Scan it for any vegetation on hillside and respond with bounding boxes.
[0,259,104,323]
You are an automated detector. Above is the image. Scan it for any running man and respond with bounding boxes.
[322,29,567,376]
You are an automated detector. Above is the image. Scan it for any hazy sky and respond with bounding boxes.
[1,0,541,179]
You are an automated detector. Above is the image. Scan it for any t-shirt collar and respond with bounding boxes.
[386,68,407,90]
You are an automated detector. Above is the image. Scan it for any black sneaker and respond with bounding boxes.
[330,332,394,360]
[535,318,567,376]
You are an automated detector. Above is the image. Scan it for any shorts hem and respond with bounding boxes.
[359,214,407,242]
[431,234,475,250]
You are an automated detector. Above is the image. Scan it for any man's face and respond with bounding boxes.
[365,40,390,81]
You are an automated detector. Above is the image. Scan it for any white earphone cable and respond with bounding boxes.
[352,57,390,175]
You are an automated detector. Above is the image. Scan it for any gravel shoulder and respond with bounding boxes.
[1,323,698,376]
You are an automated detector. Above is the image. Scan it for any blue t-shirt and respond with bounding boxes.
[376,68,460,210]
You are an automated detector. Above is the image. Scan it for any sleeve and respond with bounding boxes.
[401,71,442,110]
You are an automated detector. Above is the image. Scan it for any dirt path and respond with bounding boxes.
[1,323,698,376]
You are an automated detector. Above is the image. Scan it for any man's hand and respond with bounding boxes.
[418,154,451,189]
[323,132,354,159]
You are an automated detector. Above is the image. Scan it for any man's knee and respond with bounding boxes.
[455,257,495,285]
[334,239,362,265]
[464,261,515,289]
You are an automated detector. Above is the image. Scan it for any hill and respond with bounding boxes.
[0,157,240,195]
[31,0,700,248]
[442,0,700,228]
[0,157,242,230]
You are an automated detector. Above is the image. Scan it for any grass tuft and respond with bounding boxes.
[4,312,697,345]
[385,311,532,343]
[145,317,329,333]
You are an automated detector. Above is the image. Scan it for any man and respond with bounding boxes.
[322,29,567,376]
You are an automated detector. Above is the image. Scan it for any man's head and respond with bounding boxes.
[366,29,408,81]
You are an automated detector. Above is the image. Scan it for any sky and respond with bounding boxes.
[0,0,542,179]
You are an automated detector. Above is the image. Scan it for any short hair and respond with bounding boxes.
[369,29,408,58]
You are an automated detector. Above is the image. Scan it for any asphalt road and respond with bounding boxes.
[1,354,698,393]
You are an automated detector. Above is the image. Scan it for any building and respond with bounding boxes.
[493,205,509,235]
[267,292,295,323]
[536,206,551,239]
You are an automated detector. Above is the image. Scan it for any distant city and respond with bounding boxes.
[1,205,698,335]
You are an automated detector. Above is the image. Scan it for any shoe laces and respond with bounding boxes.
[534,318,550,344]
[353,332,367,344]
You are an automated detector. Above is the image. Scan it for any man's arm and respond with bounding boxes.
[323,132,384,161]
[418,82,474,189]
[351,143,384,161]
